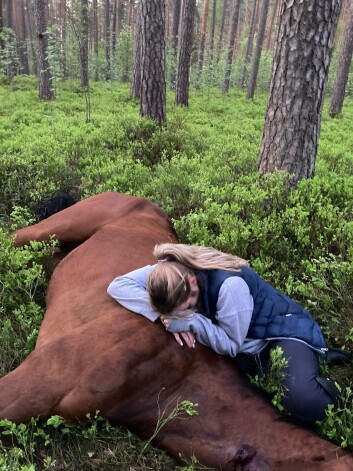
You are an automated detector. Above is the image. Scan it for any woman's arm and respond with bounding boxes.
[167,277,254,357]
[107,265,159,322]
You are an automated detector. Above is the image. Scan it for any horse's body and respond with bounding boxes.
[1,192,352,470]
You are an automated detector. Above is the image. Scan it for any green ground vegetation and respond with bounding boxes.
[0,76,353,468]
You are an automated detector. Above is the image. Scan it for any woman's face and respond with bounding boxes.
[175,275,200,313]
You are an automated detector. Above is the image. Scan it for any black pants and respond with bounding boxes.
[235,339,333,422]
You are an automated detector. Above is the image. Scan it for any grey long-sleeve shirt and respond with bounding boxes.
[107,265,268,356]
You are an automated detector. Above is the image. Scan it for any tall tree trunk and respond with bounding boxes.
[239,0,257,88]
[80,0,89,87]
[18,0,29,74]
[0,0,3,50]
[93,0,99,81]
[140,0,166,125]
[105,0,111,80]
[208,0,217,63]
[246,0,269,99]
[169,0,181,89]
[258,0,343,184]
[126,0,134,28]
[222,0,241,93]
[265,0,279,51]
[131,0,142,98]
[175,0,197,106]
[34,0,54,99]
[112,0,118,57]
[216,0,228,62]
[6,0,15,79]
[329,4,353,117]
[196,0,210,89]
[59,0,67,79]
[25,0,37,75]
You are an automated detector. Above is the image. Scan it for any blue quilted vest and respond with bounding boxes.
[195,267,326,352]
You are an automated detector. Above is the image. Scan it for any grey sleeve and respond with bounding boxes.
[167,277,254,357]
[107,265,160,322]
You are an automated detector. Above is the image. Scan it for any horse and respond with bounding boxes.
[2,192,352,470]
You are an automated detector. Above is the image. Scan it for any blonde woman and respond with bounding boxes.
[108,243,350,422]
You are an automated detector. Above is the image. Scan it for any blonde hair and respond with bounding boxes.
[147,243,247,317]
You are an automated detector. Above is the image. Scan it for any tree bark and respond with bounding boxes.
[105,0,111,80]
[0,0,3,50]
[265,0,279,51]
[216,0,228,62]
[240,0,257,88]
[246,0,269,99]
[112,0,118,57]
[258,0,343,184]
[329,4,353,117]
[131,0,142,98]
[93,0,99,81]
[25,0,37,75]
[222,0,241,93]
[80,0,89,87]
[196,0,210,89]
[34,0,54,99]
[140,0,166,125]
[18,0,29,74]
[6,0,15,79]
[175,0,197,106]
[169,0,181,89]
[209,0,217,63]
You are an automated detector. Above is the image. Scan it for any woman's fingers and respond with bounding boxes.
[172,331,196,348]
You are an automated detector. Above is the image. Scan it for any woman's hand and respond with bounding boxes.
[161,316,196,348]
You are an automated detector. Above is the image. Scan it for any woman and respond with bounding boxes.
[107,243,349,422]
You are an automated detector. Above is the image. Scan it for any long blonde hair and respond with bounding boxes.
[147,243,247,316]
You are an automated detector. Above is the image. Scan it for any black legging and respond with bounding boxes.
[235,339,333,422]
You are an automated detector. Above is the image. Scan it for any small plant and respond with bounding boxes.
[139,389,198,458]
[249,346,288,412]
[316,383,353,448]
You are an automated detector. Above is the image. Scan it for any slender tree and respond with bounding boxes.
[246,0,269,99]
[80,0,89,87]
[216,0,228,62]
[25,0,37,75]
[258,0,343,184]
[6,0,15,79]
[93,0,99,81]
[140,0,166,125]
[209,0,217,63]
[196,0,210,89]
[265,0,279,51]
[222,0,241,93]
[34,0,54,99]
[0,0,3,50]
[105,0,111,80]
[329,4,353,117]
[112,0,118,57]
[169,0,181,88]
[240,0,257,88]
[18,0,29,74]
[175,0,197,106]
[131,0,142,98]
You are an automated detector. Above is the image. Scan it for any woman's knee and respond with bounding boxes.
[281,379,333,421]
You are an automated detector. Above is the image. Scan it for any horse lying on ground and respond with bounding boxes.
[2,192,353,470]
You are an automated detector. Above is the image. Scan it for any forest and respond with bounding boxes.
[0,0,353,469]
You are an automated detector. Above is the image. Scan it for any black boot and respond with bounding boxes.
[316,377,341,407]
[324,347,352,366]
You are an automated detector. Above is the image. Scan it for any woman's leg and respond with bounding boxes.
[236,340,335,421]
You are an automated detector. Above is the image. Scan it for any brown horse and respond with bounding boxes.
[2,192,352,470]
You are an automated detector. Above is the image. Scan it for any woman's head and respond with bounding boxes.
[147,243,247,317]
[147,262,198,316]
